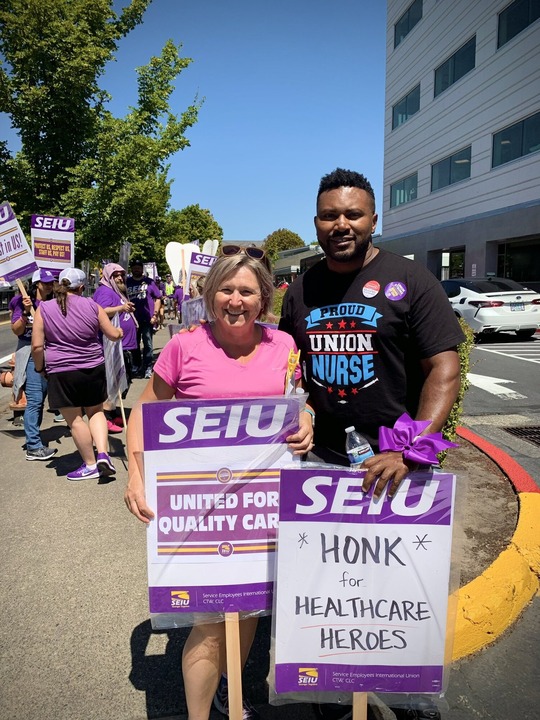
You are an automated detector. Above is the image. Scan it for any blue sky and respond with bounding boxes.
[3,0,388,245]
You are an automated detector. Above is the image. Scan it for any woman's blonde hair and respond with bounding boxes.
[203,255,274,321]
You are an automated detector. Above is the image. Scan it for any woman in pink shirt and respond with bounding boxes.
[125,254,314,720]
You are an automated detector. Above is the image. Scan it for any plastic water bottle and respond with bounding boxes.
[345,426,374,465]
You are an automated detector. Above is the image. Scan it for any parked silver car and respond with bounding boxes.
[440,277,540,338]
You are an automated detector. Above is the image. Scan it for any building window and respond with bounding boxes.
[431,146,472,191]
[390,173,418,208]
[498,0,540,48]
[394,0,423,48]
[434,36,476,97]
[492,111,540,167]
[392,85,420,129]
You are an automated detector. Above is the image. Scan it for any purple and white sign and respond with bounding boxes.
[0,202,38,282]
[190,251,217,275]
[31,214,75,275]
[143,396,302,616]
[273,467,457,695]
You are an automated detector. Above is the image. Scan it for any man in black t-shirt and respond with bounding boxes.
[279,168,465,500]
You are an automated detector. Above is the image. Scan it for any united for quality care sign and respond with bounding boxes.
[143,396,301,615]
[274,468,457,695]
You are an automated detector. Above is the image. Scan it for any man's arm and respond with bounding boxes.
[361,349,461,497]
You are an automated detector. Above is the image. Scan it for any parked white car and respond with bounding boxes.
[440,277,540,338]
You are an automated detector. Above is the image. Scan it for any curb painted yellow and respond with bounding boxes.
[451,492,540,660]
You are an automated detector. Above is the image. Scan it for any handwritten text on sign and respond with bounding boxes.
[273,468,456,695]
[0,202,38,282]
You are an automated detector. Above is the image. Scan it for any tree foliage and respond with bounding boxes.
[163,204,223,247]
[0,0,203,266]
[262,228,305,264]
[62,39,201,264]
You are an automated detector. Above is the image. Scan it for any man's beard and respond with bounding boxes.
[115,280,127,293]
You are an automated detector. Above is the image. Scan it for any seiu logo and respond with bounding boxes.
[33,216,72,230]
[171,590,190,607]
[0,205,10,223]
[298,667,318,685]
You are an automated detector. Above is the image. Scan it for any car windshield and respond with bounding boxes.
[466,279,528,293]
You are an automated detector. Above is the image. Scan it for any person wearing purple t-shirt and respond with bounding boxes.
[172,283,188,322]
[126,258,162,379]
[93,263,138,430]
[32,268,123,481]
[11,268,56,461]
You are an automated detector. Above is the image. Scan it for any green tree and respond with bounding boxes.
[263,228,304,264]
[0,0,201,265]
[0,0,151,219]
[62,39,201,264]
[163,204,223,247]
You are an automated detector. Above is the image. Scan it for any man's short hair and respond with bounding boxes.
[317,168,376,211]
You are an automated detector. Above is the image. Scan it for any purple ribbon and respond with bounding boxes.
[379,412,458,465]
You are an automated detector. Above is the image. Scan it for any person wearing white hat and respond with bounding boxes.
[10,268,57,460]
[31,267,124,481]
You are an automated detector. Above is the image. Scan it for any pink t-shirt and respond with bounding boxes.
[153,324,301,399]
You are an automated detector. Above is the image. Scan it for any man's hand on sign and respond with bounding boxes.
[359,451,418,499]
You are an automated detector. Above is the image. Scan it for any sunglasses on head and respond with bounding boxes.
[221,244,266,260]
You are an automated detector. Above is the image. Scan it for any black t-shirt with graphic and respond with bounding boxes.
[279,249,465,455]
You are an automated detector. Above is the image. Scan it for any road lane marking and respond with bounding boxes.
[467,373,527,399]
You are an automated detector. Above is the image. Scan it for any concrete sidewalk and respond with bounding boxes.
[0,325,538,719]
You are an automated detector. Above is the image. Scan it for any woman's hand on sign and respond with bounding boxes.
[124,474,155,524]
[125,373,175,524]
[286,409,314,455]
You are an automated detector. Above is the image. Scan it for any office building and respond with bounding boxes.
[379,0,540,288]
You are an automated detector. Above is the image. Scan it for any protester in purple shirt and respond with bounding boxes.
[126,258,162,379]
[172,284,188,322]
[93,263,138,430]
[32,268,123,481]
[10,268,56,461]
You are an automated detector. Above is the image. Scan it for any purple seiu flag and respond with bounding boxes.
[143,396,303,619]
[273,467,457,697]
[0,202,38,282]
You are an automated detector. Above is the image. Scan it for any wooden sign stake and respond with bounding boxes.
[224,611,243,720]
[353,691,368,720]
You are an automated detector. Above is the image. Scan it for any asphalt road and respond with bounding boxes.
[0,324,538,719]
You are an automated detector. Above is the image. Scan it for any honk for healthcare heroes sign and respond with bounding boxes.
[142,396,302,615]
[273,468,457,695]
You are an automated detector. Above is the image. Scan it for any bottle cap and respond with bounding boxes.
[345,426,355,433]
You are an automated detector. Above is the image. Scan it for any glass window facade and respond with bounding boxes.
[434,36,476,97]
[392,85,421,129]
[492,111,540,167]
[431,147,472,191]
[394,0,423,48]
[498,0,540,48]
[390,173,418,208]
